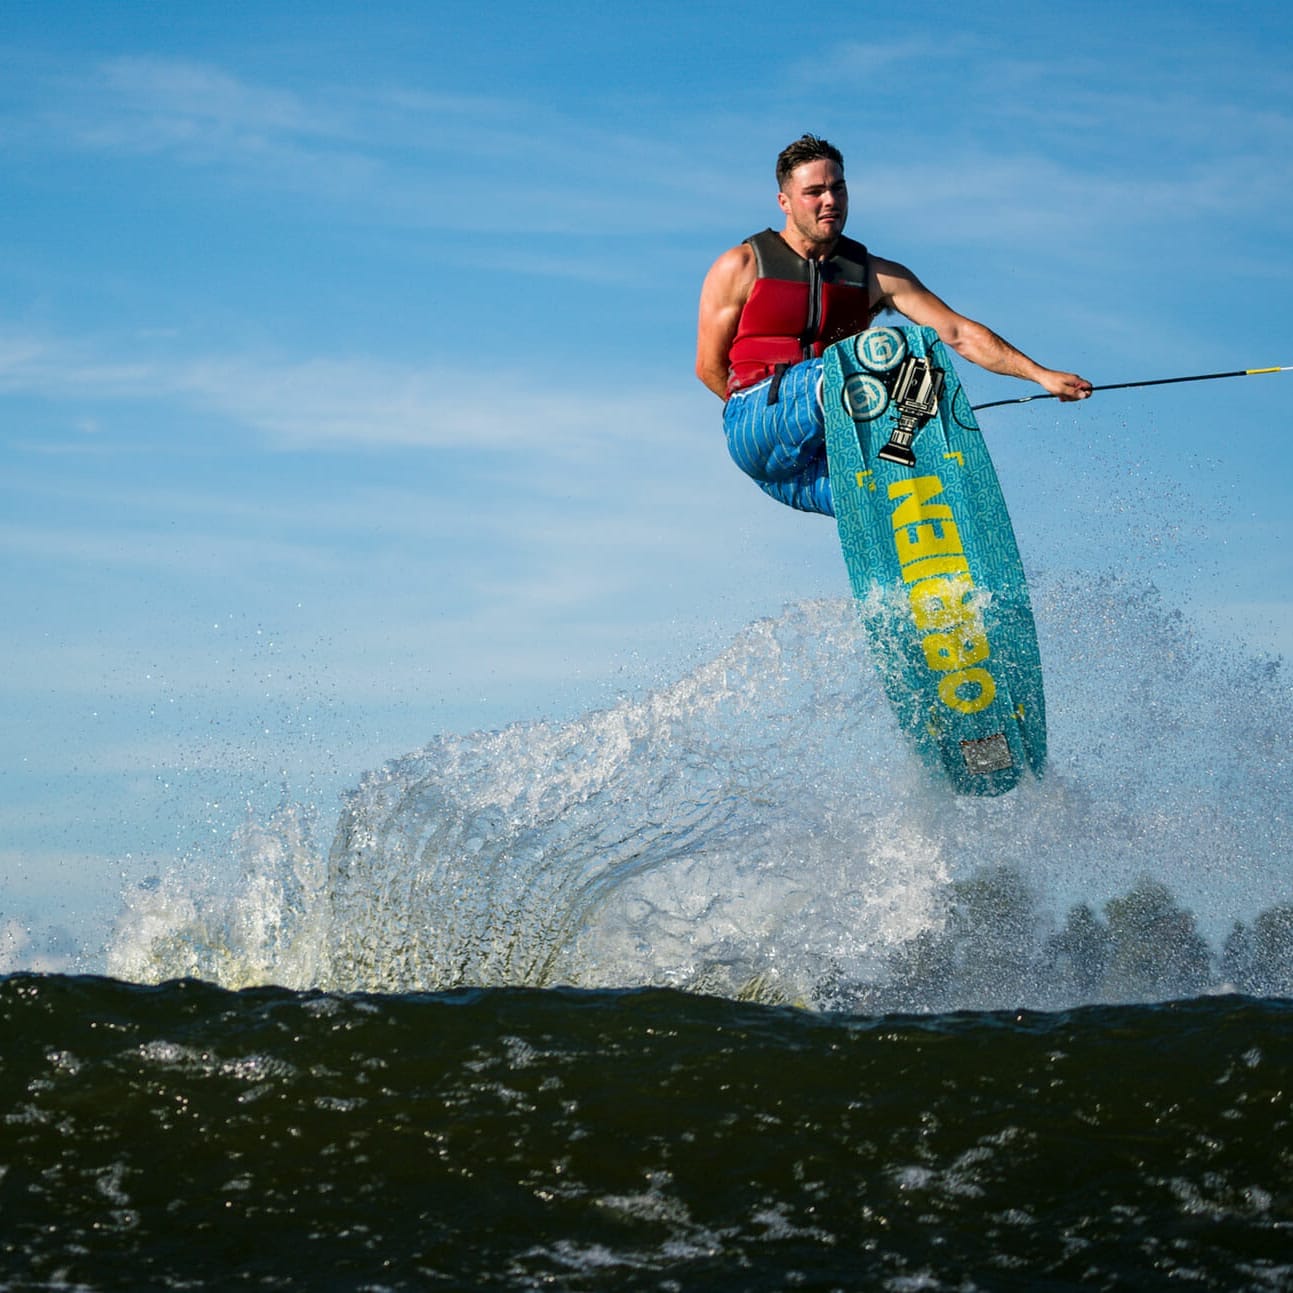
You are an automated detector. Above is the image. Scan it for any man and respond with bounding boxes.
[696,134,1092,515]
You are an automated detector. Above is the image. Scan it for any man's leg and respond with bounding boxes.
[723,359,834,517]
[753,463,833,514]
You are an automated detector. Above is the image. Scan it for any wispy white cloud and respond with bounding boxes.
[0,314,760,718]
[4,53,723,238]
[785,34,986,85]
[0,325,705,452]
[0,516,345,581]
[8,41,1286,273]
[786,32,1293,260]
[82,56,347,150]
[866,150,1293,253]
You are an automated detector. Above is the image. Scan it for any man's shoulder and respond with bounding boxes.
[724,237,761,264]
[705,240,757,288]
[868,252,913,282]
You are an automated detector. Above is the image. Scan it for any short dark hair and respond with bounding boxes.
[776,134,844,189]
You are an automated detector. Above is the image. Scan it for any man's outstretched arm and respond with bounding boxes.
[874,257,1092,402]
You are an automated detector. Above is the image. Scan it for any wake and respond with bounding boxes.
[109,575,1293,1010]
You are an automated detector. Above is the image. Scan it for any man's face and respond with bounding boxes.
[777,158,848,247]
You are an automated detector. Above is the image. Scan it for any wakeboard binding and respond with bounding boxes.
[877,355,946,466]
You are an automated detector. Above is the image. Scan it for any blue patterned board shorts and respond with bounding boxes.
[723,358,833,516]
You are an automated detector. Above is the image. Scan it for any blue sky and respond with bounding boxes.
[3,0,1291,968]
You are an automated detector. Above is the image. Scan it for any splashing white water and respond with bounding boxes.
[109,576,1293,1009]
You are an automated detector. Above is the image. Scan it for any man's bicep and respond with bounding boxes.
[695,298,742,394]
[697,286,743,353]
[875,261,963,335]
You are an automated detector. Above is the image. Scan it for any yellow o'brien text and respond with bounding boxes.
[887,475,996,715]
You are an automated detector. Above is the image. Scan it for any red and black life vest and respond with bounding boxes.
[727,229,876,393]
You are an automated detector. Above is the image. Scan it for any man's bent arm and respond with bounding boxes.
[876,258,1092,402]
[696,244,756,399]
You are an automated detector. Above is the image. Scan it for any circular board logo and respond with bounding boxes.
[855,327,907,373]
[842,372,889,422]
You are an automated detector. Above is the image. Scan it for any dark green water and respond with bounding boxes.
[3,974,1291,1291]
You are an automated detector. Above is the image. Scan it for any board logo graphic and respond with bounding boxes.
[888,474,997,717]
[855,327,907,372]
[842,372,888,422]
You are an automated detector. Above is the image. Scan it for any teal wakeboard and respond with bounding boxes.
[822,325,1045,795]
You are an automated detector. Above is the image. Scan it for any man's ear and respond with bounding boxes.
[776,188,791,216]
